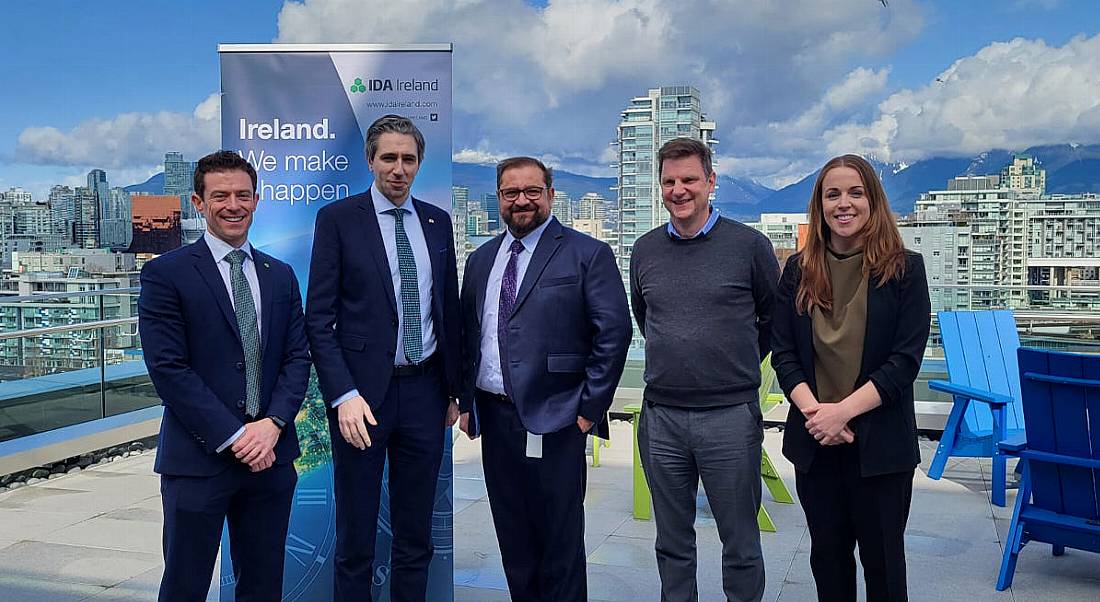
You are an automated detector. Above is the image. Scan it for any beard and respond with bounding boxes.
[503,207,549,238]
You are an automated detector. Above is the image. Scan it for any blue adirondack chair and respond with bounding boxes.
[928,310,1025,507]
[996,347,1100,591]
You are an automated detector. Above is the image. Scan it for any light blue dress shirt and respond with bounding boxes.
[332,183,437,408]
[476,217,553,394]
[667,204,720,239]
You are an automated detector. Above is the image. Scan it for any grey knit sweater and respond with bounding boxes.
[629,217,780,407]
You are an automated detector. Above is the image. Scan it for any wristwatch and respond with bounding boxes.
[267,415,287,430]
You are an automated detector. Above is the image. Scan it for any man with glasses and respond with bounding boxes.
[458,156,632,601]
[306,114,462,601]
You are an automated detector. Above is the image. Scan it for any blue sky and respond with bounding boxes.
[2,0,1099,195]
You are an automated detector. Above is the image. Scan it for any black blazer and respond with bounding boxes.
[773,250,930,477]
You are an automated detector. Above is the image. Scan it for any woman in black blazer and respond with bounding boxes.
[773,154,930,602]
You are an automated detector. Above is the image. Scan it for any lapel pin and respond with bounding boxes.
[428,218,435,224]
[263,262,270,269]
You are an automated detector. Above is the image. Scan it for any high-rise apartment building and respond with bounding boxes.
[552,191,572,226]
[905,155,1099,312]
[165,152,204,244]
[1000,154,1046,195]
[615,86,717,277]
[48,185,76,245]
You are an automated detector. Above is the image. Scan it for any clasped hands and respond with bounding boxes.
[338,395,462,450]
[231,418,283,472]
[803,401,855,446]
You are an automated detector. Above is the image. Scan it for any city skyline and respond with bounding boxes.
[2,1,1099,200]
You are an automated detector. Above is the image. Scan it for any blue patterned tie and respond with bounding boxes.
[497,239,525,363]
[386,208,423,364]
[226,249,261,418]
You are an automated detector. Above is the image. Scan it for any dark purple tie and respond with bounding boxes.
[498,239,526,363]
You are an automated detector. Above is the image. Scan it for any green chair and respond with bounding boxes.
[626,354,794,531]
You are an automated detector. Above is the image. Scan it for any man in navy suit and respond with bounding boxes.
[306,115,461,602]
[139,150,311,601]
[459,156,632,601]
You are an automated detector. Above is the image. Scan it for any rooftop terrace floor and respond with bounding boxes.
[1,421,1098,601]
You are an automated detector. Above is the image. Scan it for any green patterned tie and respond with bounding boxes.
[226,249,261,417]
[386,208,423,363]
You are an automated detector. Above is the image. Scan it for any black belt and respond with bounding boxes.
[475,388,511,404]
[392,354,439,377]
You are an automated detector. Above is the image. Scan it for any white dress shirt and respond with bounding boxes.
[203,231,263,452]
[332,183,437,408]
[476,218,553,394]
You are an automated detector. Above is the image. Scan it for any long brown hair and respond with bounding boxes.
[796,154,906,314]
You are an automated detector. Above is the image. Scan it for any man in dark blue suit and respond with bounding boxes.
[139,150,311,601]
[459,156,632,601]
[305,115,461,602]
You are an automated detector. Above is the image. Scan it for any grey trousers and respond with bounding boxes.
[638,401,765,602]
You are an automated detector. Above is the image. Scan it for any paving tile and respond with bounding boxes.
[452,475,486,501]
[0,575,104,602]
[586,562,662,602]
[588,534,658,569]
[0,541,160,588]
[39,515,162,555]
[0,508,89,541]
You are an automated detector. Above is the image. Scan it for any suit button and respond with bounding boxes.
[237,399,245,409]
[387,350,395,358]
[392,319,398,327]
[235,362,244,371]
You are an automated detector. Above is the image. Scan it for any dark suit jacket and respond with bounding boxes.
[139,238,311,477]
[305,189,461,408]
[773,251,931,477]
[460,217,632,438]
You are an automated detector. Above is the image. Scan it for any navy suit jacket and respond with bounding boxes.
[139,238,311,477]
[460,217,632,438]
[305,189,461,409]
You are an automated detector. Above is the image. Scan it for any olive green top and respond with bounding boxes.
[811,247,869,403]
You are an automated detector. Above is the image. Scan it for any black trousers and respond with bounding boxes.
[795,443,913,602]
[329,362,447,602]
[160,462,297,602]
[477,389,588,602]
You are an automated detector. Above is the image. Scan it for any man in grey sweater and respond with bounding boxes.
[630,137,779,602]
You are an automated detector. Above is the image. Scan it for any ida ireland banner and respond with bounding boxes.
[217,43,454,602]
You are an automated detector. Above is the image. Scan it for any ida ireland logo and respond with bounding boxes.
[349,78,395,93]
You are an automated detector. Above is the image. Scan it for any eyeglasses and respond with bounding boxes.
[498,187,547,201]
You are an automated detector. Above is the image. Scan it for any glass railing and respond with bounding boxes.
[0,284,1098,445]
[0,288,155,443]
[617,284,1100,420]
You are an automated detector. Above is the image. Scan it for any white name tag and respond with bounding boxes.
[526,432,543,459]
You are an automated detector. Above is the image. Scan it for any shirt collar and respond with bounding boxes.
[204,231,253,264]
[668,205,720,240]
[372,182,416,217]
[504,216,553,254]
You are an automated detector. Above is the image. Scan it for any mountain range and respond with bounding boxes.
[125,144,1100,221]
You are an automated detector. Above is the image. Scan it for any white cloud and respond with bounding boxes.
[452,148,506,164]
[15,93,220,170]
[275,0,924,173]
[824,35,1100,162]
